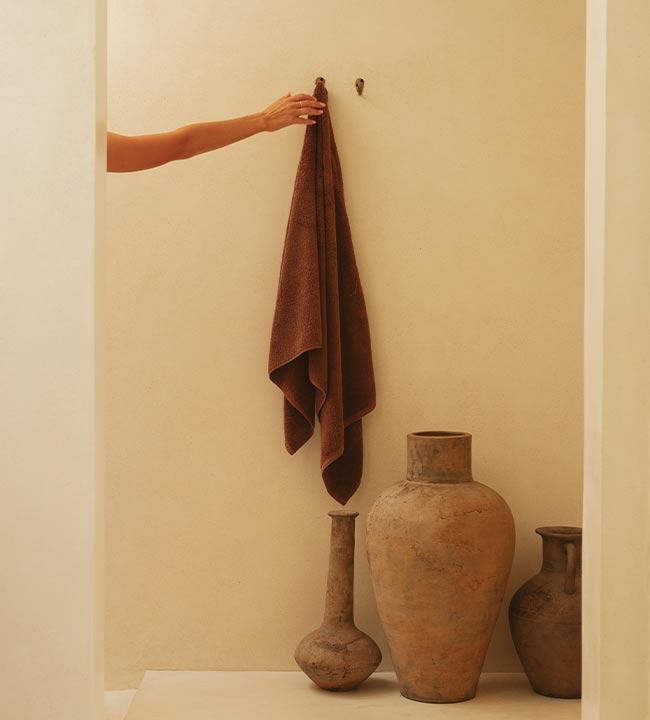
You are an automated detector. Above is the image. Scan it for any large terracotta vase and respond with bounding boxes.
[509,526,582,698]
[366,431,515,703]
[294,511,382,691]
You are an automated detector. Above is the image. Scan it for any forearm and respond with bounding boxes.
[107,92,322,172]
[178,113,267,159]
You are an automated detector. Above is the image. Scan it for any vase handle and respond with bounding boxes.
[564,542,577,595]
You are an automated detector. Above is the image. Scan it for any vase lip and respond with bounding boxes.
[536,525,582,539]
[409,431,471,439]
[328,510,359,519]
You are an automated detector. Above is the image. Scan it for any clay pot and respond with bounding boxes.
[294,510,382,690]
[509,526,582,698]
[366,431,515,703]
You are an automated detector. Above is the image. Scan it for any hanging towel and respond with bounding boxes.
[268,79,375,505]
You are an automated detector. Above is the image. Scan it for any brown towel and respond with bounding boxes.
[268,79,375,505]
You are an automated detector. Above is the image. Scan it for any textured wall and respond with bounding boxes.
[106,0,585,688]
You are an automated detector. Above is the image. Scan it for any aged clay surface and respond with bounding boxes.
[509,526,582,698]
[294,511,381,690]
[366,431,515,703]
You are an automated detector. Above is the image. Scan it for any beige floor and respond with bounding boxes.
[124,671,580,720]
[105,690,136,720]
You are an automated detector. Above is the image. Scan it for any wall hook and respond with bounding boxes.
[355,78,364,95]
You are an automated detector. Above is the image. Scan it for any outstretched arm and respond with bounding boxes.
[107,92,325,173]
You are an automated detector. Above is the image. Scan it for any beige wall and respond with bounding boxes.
[0,1,106,718]
[106,0,585,688]
[583,1,650,718]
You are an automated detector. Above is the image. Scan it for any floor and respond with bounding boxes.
[117,671,580,720]
[104,690,136,720]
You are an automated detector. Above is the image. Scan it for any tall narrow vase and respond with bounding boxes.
[294,511,382,691]
[509,526,582,698]
[366,431,515,703]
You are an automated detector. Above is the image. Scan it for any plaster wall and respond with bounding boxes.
[0,1,106,717]
[583,1,650,717]
[106,0,585,688]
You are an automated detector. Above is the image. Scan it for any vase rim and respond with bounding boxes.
[536,525,582,539]
[328,510,359,519]
[409,431,471,439]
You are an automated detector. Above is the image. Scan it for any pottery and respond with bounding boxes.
[366,431,515,703]
[294,510,382,690]
[509,526,582,698]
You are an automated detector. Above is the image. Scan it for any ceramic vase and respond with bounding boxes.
[366,431,515,703]
[294,510,382,690]
[509,526,582,698]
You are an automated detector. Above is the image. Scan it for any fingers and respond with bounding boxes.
[292,100,326,119]
[264,91,325,131]
[291,93,318,102]
[296,98,326,108]
[289,93,326,112]
[295,106,324,117]
[290,92,325,125]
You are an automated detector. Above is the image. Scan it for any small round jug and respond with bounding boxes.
[509,526,582,698]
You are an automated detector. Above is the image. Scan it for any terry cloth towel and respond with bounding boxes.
[268,79,375,505]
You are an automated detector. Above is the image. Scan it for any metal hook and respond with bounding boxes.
[355,78,364,95]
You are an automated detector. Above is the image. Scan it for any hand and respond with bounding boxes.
[262,92,326,132]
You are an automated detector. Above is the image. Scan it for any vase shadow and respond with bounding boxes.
[305,674,397,698]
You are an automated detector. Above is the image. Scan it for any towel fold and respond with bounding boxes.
[268,79,375,505]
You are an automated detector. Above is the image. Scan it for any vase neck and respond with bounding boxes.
[537,527,582,572]
[406,432,473,484]
[322,511,357,627]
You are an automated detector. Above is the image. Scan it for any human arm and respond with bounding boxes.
[107,92,325,173]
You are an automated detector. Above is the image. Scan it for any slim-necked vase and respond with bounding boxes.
[295,510,382,690]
